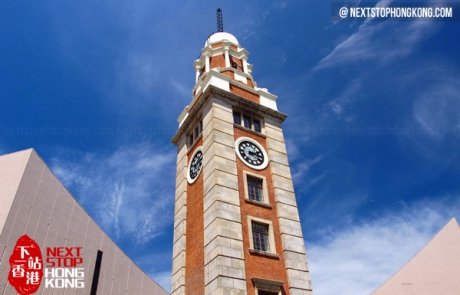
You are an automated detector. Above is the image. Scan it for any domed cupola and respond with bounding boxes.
[194,30,252,86]
[179,8,279,128]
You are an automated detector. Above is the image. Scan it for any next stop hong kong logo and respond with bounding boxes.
[8,235,85,295]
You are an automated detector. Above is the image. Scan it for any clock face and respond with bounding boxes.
[239,141,264,165]
[187,147,203,184]
[235,137,268,170]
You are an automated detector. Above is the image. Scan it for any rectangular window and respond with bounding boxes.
[194,127,198,139]
[233,112,241,125]
[233,109,262,134]
[247,176,263,202]
[243,115,251,128]
[253,119,261,132]
[252,222,270,252]
[187,120,203,148]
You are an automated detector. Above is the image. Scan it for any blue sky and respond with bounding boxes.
[1,1,460,294]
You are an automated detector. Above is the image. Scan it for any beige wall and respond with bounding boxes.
[372,218,460,295]
[0,149,169,295]
[0,149,30,236]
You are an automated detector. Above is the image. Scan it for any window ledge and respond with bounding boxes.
[249,249,279,259]
[233,124,266,138]
[244,198,272,209]
[252,277,284,287]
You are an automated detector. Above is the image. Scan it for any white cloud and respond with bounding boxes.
[316,13,436,70]
[170,79,191,97]
[278,2,287,10]
[413,76,460,139]
[241,28,256,41]
[123,52,160,94]
[51,142,176,245]
[292,155,324,185]
[323,78,362,120]
[307,197,460,295]
[328,101,343,115]
[149,271,171,293]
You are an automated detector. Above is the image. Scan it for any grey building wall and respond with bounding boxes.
[0,149,169,295]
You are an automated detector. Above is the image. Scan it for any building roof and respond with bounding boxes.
[0,149,169,294]
[372,218,460,295]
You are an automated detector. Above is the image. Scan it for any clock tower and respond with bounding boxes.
[171,23,313,295]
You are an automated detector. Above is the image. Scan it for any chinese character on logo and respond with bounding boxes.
[28,257,42,270]
[8,235,43,295]
[26,271,40,285]
[12,265,25,278]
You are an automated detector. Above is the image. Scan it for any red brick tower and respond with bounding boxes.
[171,28,313,295]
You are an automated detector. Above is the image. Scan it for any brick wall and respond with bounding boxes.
[233,128,290,295]
[185,139,205,295]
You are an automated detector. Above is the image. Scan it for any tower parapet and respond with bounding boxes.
[177,32,278,128]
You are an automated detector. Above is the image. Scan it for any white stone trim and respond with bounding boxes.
[225,49,230,68]
[177,106,189,127]
[172,140,188,295]
[206,73,231,93]
[259,91,278,111]
[202,97,248,295]
[253,277,283,295]
[205,54,210,72]
[264,119,314,294]
[234,72,248,84]
[248,63,253,75]
[195,67,200,83]
[242,58,248,74]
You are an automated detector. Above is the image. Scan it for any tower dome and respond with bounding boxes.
[205,32,239,47]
